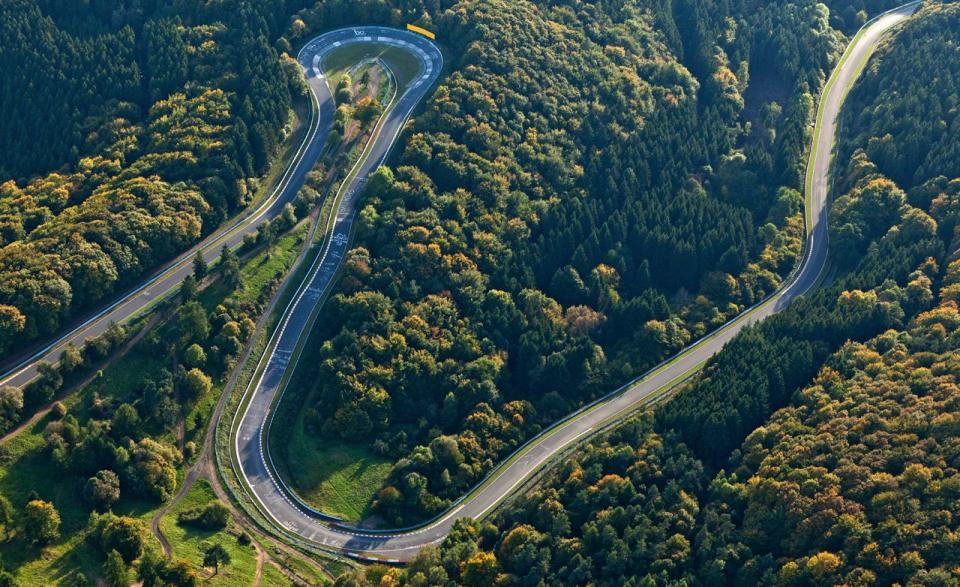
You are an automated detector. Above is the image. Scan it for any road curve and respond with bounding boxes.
[232,7,920,563]
[231,26,444,560]
[0,37,338,390]
[231,6,918,563]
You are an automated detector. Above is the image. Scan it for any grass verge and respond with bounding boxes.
[274,427,391,522]
[323,43,421,89]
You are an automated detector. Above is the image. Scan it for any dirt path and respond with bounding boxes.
[148,245,300,555]
[149,340,242,557]
[150,452,206,556]
[172,353,185,452]
[0,313,161,446]
[148,88,391,576]
[253,545,266,587]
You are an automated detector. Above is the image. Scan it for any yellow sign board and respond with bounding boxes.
[406,24,436,40]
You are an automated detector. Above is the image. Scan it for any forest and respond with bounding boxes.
[274,0,884,525]
[0,0,300,356]
[335,163,957,585]
[837,1,960,192]
[3,0,960,583]
[330,3,960,584]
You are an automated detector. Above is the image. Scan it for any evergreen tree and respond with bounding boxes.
[102,550,128,587]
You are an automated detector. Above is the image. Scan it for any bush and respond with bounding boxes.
[93,514,146,563]
[183,368,212,398]
[51,401,67,419]
[24,363,62,409]
[0,386,23,434]
[126,438,180,501]
[183,441,196,461]
[83,470,120,512]
[183,344,206,369]
[23,499,60,545]
[103,550,128,587]
[59,345,84,373]
[176,500,230,530]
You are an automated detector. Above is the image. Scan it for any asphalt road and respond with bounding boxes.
[0,38,337,390]
[232,7,919,563]
[232,27,445,560]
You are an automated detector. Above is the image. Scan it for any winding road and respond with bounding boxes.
[229,5,919,564]
[0,3,919,565]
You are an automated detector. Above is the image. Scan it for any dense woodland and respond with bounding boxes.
[332,3,960,584]
[3,0,960,583]
[276,0,882,524]
[335,165,956,585]
[0,0,302,356]
[838,2,960,191]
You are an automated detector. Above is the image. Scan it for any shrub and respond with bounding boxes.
[51,400,67,419]
[23,499,60,545]
[183,344,207,369]
[183,368,212,398]
[93,514,146,563]
[177,500,230,530]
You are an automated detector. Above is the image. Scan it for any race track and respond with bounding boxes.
[1,6,920,564]
[231,6,918,563]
